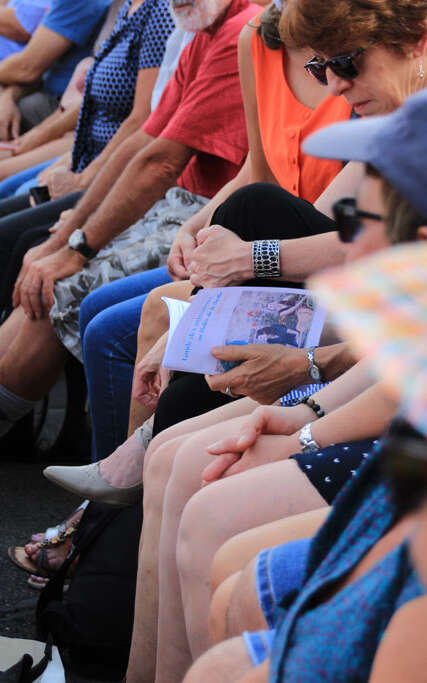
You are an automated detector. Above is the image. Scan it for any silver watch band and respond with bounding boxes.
[307,346,322,381]
[298,422,321,454]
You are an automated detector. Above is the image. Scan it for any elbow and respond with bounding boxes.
[137,153,184,188]
[18,65,42,84]
[9,60,42,84]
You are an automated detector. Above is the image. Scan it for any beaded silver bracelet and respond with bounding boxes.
[252,239,281,278]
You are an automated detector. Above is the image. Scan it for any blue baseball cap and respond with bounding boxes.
[303,88,427,220]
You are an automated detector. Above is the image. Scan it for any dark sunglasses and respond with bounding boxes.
[380,423,427,516]
[333,197,383,243]
[305,47,366,86]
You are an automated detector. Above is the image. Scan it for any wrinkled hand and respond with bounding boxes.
[188,226,253,288]
[13,240,57,309]
[132,333,170,408]
[206,344,307,404]
[0,94,21,141]
[202,433,299,484]
[14,246,85,319]
[167,227,197,280]
[46,166,81,199]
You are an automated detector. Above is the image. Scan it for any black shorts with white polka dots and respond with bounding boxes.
[291,438,378,504]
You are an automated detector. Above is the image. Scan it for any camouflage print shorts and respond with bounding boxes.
[50,186,208,360]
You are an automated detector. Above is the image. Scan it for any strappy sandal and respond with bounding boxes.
[30,501,88,544]
[8,523,77,578]
[27,574,70,591]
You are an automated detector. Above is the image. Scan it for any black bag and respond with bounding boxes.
[0,636,54,683]
[36,501,142,681]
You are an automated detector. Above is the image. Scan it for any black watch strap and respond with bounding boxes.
[77,241,98,259]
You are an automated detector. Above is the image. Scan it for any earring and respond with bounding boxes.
[419,59,425,79]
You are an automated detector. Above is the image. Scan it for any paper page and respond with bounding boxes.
[163,287,326,375]
[162,296,191,359]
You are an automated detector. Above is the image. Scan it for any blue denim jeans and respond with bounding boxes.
[0,159,57,199]
[79,266,172,462]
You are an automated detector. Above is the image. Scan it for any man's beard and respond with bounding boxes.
[170,0,231,32]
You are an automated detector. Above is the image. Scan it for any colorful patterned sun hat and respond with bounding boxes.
[309,243,427,436]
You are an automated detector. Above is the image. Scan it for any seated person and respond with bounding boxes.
[0,0,128,190]
[66,0,354,460]
[0,0,111,140]
[117,0,427,441]
[0,0,175,312]
[182,88,427,683]
[0,0,260,444]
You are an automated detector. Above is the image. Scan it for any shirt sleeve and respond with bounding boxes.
[13,0,49,35]
[138,0,175,70]
[42,0,111,46]
[144,32,247,165]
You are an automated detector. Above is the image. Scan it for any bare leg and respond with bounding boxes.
[209,572,242,644]
[209,509,329,644]
[0,307,25,359]
[237,660,269,683]
[175,461,327,664]
[210,508,329,591]
[183,637,253,683]
[126,434,190,683]
[0,307,66,399]
[128,280,193,435]
[127,415,254,683]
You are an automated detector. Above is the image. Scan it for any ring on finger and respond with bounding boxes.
[225,386,239,398]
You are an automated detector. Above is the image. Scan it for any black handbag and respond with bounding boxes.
[36,501,142,681]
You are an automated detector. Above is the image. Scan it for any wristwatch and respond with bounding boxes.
[307,346,323,381]
[68,229,98,259]
[298,422,321,454]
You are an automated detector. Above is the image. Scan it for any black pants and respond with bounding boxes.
[0,191,83,315]
[153,182,336,436]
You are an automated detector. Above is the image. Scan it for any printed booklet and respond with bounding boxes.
[162,286,326,375]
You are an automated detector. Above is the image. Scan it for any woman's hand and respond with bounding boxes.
[167,225,197,280]
[206,344,308,404]
[132,332,170,408]
[188,225,253,288]
[202,432,301,484]
[201,405,311,483]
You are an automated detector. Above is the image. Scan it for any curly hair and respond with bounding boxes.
[279,0,427,56]
[252,3,282,50]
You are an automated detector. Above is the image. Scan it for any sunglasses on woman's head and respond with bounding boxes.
[304,47,366,86]
[333,197,383,243]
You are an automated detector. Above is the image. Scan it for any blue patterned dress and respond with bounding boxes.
[71,0,175,172]
[268,447,425,681]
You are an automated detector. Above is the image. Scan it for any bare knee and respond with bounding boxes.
[177,486,225,590]
[183,637,252,683]
[211,534,250,594]
[227,558,267,637]
[143,439,176,511]
[209,572,241,644]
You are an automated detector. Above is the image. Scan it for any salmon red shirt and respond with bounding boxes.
[143,0,261,198]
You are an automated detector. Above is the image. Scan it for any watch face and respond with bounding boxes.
[309,365,321,381]
[69,229,84,250]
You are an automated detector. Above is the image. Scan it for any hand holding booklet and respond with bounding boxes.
[162,286,326,375]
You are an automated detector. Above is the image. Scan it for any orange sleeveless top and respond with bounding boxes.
[251,23,352,203]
